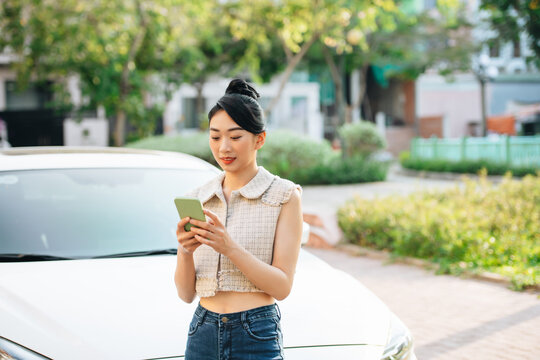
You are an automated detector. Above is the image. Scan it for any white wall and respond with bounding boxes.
[64,118,108,146]
[163,77,324,141]
[416,72,488,138]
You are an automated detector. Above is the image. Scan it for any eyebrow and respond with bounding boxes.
[209,127,244,132]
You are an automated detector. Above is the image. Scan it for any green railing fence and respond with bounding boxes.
[410,135,540,167]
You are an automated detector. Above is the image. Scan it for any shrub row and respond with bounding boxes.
[125,133,217,166]
[126,125,389,184]
[400,150,539,177]
[337,171,540,290]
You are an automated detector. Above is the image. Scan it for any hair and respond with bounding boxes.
[208,79,266,135]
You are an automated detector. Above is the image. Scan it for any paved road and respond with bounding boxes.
[305,248,540,360]
[301,165,540,360]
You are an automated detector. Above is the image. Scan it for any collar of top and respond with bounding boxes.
[198,165,276,204]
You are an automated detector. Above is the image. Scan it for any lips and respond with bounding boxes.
[221,157,236,164]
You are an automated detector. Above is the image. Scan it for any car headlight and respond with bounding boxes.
[0,337,49,360]
[380,312,416,360]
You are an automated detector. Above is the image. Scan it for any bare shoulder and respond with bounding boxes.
[282,187,301,207]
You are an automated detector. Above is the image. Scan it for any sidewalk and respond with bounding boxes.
[305,247,540,360]
[301,165,539,359]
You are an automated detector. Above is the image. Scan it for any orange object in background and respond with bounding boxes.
[487,115,516,135]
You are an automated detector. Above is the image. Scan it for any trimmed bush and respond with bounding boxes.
[289,153,389,184]
[256,129,336,179]
[125,133,216,166]
[125,129,389,184]
[337,171,540,290]
[337,121,386,158]
[400,150,539,177]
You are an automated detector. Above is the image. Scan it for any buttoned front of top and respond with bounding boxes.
[183,165,302,298]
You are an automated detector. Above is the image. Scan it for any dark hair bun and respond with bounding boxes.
[225,79,260,100]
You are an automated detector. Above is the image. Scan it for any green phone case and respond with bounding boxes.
[174,197,206,232]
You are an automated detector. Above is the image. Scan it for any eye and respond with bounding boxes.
[232,136,242,140]
[211,137,220,140]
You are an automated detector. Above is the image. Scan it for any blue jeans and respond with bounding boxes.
[185,302,284,360]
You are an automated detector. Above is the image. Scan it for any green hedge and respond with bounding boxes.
[337,172,540,290]
[256,129,336,180]
[288,154,389,185]
[400,150,539,177]
[126,129,389,184]
[337,121,386,158]
[125,133,217,166]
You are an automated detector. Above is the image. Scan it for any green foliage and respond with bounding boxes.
[337,121,386,158]
[256,129,336,179]
[337,172,540,290]
[480,0,540,68]
[399,150,539,177]
[125,129,389,184]
[125,133,216,166]
[289,153,389,185]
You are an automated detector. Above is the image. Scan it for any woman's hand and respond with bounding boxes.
[176,217,202,255]
[188,209,240,257]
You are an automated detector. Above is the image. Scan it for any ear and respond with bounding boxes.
[254,131,266,150]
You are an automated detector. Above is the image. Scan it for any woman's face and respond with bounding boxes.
[209,110,265,171]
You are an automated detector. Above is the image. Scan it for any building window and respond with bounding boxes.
[513,38,521,58]
[5,81,53,110]
[489,41,500,58]
[258,97,276,128]
[291,96,308,133]
[181,97,206,129]
[424,0,437,10]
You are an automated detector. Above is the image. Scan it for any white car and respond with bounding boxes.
[0,146,416,360]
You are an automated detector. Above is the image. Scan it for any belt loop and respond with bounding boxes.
[198,305,207,326]
[274,303,281,320]
[241,310,249,329]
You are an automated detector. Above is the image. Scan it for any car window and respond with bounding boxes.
[0,168,216,259]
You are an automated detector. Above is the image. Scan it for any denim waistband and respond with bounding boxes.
[194,302,281,325]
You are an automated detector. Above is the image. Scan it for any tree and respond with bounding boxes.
[0,0,205,146]
[480,0,540,68]
[224,0,400,117]
[307,0,476,127]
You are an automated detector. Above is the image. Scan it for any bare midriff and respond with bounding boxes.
[200,291,275,313]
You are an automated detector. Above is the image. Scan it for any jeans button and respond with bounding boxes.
[222,316,229,323]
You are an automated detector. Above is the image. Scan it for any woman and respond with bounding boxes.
[174,78,303,359]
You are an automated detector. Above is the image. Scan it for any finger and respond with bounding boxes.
[190,226,215,241]
[177,217,192,232]
[178,217,191,225]
[177,231,196,242]
[189,218,216,232]
[202,209,223,227]
[183,238,202,249]
[194,234,211,245]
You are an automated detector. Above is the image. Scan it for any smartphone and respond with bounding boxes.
[174,197,206,232]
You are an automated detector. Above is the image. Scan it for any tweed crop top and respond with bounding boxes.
[183,165,302,298]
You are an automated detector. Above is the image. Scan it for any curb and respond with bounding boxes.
[395,167,511,183]
[334,243,540,293]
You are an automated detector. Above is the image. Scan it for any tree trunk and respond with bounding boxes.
[263,31,320,118]
[322,45,346,129]
[194,81,205,129]
[113,0,147,147]
[346,64,369,123]
[363,90,373,123]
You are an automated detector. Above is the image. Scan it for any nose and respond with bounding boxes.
[219,138,232,153]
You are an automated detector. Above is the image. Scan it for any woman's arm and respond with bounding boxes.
[174,216,202,303]
[189,188,303,300]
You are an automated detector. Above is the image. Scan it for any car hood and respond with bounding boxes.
[0,249,390,359]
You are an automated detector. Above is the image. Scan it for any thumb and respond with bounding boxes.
[179,217,191,227]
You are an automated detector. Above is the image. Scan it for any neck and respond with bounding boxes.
[222,163,259,191]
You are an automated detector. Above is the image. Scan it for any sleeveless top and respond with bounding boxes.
[183,165,303,298]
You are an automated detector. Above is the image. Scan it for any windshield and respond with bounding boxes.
[0,167,217,260]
